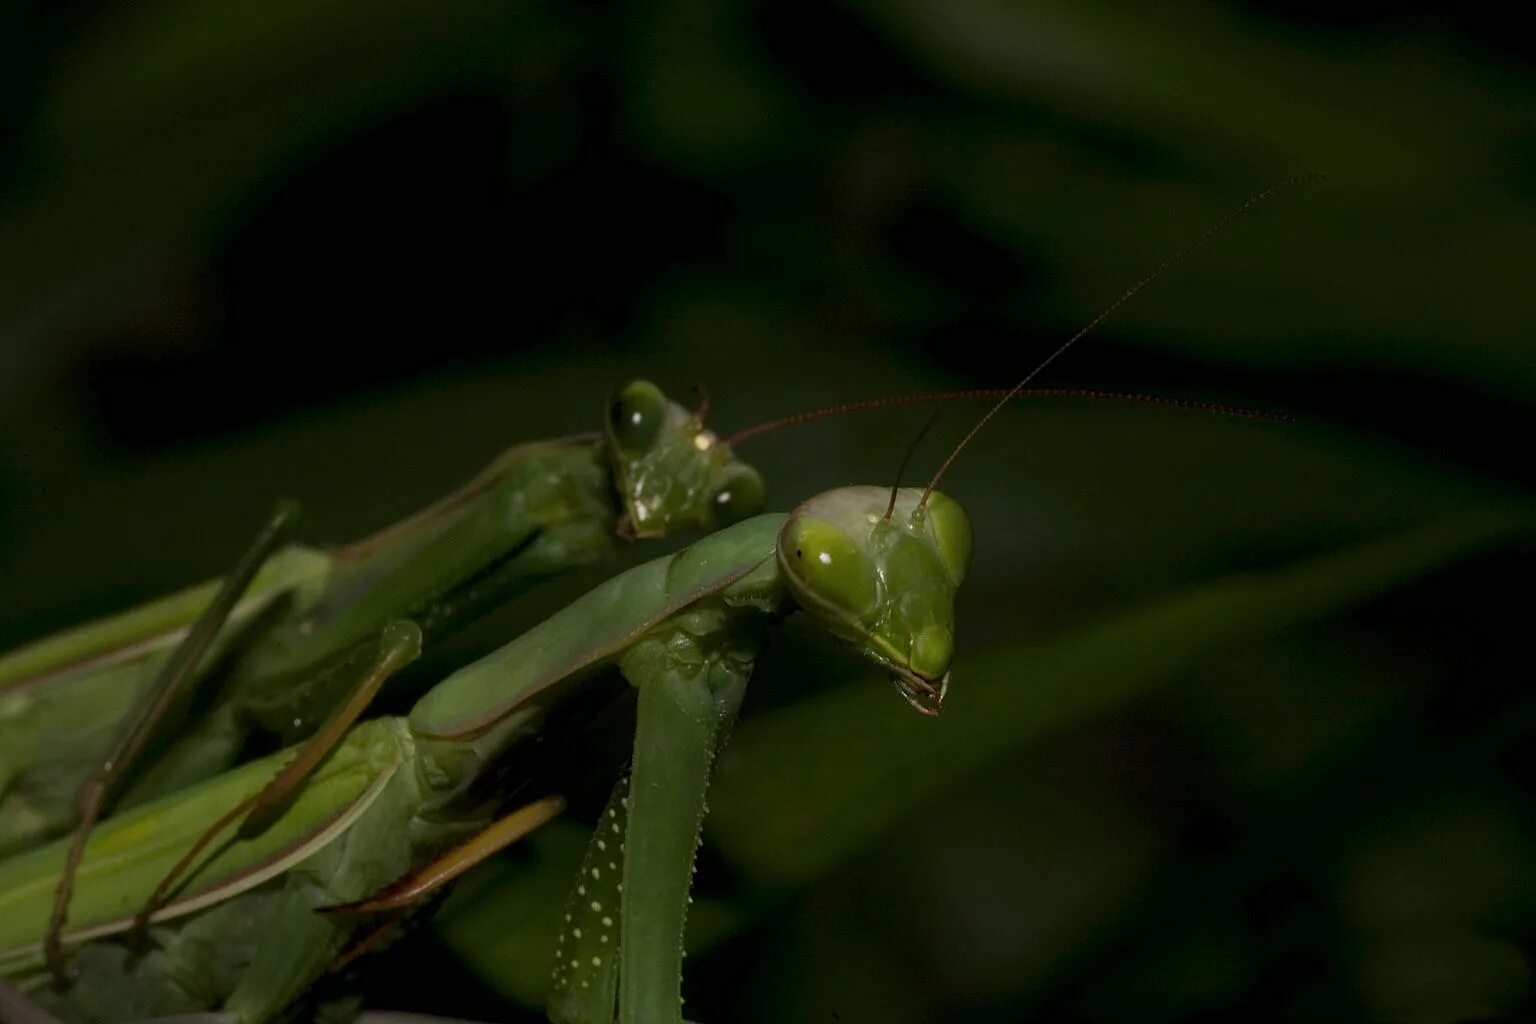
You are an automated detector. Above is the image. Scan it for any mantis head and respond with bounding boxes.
[604,379,766,538]
[778,485,971,715]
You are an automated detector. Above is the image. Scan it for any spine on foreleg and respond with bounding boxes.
[615,615,759,1024]
[548,778,630,1024]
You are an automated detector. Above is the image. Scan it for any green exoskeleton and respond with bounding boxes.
[0,484,970,1024]
[0,379,765,976]
[0,183,1300,1024]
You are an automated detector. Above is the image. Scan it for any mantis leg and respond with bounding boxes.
[326,794,566,915]
[619,669,725,1024]
[321,792,567,1022]
[47,502,300,983]
[237,622,424,840]
[548,780,629,1024]
[549,613,758,1024]
[136,622,424,928]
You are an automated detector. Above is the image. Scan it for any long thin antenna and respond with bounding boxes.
[885,409,943,519]
[723,387,1286,448]
[920,176,1314,507]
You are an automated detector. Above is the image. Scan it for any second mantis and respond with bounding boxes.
[0,378,766,976]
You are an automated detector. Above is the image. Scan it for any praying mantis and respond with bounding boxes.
[0,184,1302,1024]
[0,378,768,978]
[0,369,1193,995]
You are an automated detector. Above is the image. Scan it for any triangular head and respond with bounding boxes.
[605,380,766,538]
[777,485,971,714]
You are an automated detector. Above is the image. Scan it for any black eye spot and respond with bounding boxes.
[796,549,802,558]
[607,381,666,454]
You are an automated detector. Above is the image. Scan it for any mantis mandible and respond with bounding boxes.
[0,181,1301,1024]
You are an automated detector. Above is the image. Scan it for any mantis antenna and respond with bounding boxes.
[884,408,943,520]
[723,386,1288,448]
[921,175,1316,508]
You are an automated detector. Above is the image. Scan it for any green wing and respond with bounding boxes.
[0,718,408,969]
[0,547,330,695]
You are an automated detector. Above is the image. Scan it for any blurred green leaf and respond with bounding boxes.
[855,0,1536,396]
[0,0,543,323]
[1356,929,1529,1024]
[706,509,1524,883]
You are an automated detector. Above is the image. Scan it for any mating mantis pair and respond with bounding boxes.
[0,378,763,859]
[0,186,1296,1024]
[0,477,967,1024]
[0,375,1151,931]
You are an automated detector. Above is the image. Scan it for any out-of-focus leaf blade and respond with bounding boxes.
[705,508,1526,884]
[853,0,1536,397]
[0,0,532,326]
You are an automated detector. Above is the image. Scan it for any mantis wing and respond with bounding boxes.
[0,719,409,971]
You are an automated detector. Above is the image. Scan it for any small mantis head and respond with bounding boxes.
[778,485,971,715]
[604,379,766,538]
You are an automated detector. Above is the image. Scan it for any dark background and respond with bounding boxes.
[2,2,1534,1021]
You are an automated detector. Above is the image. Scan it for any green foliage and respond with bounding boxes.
[3,0,1534,1019]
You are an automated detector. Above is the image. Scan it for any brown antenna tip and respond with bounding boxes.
[921,175,1315,507]
[885,409,943,519]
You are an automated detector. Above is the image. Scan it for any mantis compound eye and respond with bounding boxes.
[921,490,972,587]
[780,516,878,621]
[709,464,766,526]
[607,379,667,455]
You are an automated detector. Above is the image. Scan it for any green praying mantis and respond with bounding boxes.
[0,184,1299,1024]
[0,377,765,861]
[0,371,1176,985]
